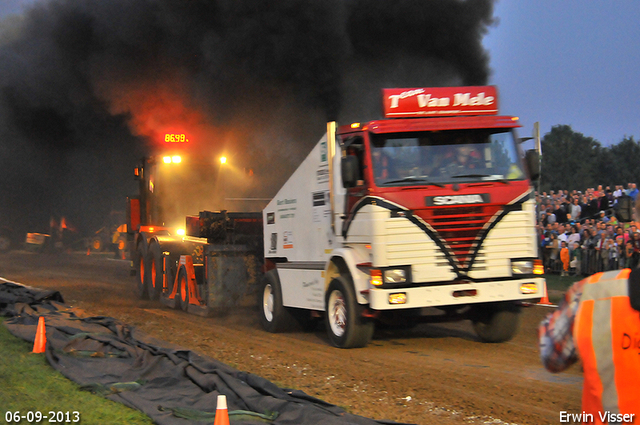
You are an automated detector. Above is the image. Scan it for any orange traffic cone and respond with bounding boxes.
[32,316,47,353]
[214,394,230,425]
[538,281,553,306]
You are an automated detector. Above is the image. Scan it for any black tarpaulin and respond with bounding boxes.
[0,279,408,425]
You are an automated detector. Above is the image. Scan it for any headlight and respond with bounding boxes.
[384,269,407,284]
[511,260,533,275]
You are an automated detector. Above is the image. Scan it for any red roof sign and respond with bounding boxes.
[382,86,498,118]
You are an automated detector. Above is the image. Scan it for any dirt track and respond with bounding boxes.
[0,251,582,424]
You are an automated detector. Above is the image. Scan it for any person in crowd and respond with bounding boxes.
[598,210,610,223]
[613,185,623,198]
[625,240,636,269]
[616,235,627,269]
[540,212,549,228]
[541,231,552,269]
[566,226,581,252]
[606,237,618,271]
[560,241,570,276]
[586,194,600,219]
[626,224,638,244]
[557,224,568,245]
[553,201,568,224]
[546,232,560,272]
[631,232,640,268]
[593,184,603,198]
[598,189,611,211]
[570,241,581,275]
[627,183,638,200]
[569,197,581,221]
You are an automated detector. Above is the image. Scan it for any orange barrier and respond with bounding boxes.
[214,394,229,425]
[538,281,553,306]
[32,316,46,353]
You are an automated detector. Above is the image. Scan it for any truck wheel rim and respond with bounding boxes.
[180,276,187,302]
[328,290,346,338]
[151,262,156,288]
[139,258,144,284]
[263,284,274,322]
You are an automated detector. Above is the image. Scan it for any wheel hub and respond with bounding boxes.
[263,284,274,322]
[329,290,346,337]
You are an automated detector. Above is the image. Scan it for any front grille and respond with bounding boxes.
[419,205,500,267]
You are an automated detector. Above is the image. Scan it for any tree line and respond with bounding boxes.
[537,125,640,192]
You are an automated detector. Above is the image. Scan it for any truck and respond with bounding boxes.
[129,86,546,348]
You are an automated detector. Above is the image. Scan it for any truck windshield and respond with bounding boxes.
[370,128,525,186]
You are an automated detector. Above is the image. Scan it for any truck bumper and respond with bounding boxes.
[367,277,545,310]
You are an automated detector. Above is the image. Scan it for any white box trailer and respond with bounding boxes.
[259,86,545,348]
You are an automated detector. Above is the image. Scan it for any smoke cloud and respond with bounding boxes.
[0,0,495,240]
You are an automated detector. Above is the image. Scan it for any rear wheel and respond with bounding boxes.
[324,276,374,348]
[134,243,148,299]
[177,266,190,312]
[471,302,521,343]
[146,243,162,300]
[259,270,294,332]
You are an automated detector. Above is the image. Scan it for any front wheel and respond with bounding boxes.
[324,276,374,348]
[259,270,294,333]
[471,302,521,343]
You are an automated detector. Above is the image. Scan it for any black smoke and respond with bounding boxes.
[0,0,495,241]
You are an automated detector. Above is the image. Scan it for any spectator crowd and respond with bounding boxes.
[537,183,639,276]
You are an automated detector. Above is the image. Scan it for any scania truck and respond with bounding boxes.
[258,86,544,347]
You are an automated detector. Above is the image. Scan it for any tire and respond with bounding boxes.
[177,266,190,312]
[117,237,127,260]
[91,237,103,252]
[134,243,148,299]
[258,270,294,333]
[471,302,521,343]
[146,243,162,300]
[324,276,374,348]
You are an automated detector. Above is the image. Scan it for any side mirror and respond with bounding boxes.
[341,156,360,188]
[615,195,634,223]
[525,149,540,181]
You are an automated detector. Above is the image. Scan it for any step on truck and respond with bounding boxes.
[259,86,545,347]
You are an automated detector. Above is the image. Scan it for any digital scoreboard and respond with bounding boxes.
[164,133,189,143]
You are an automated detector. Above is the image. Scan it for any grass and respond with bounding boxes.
[0,317,154,425]
[543,273,582,303]
[544,273,581,292]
